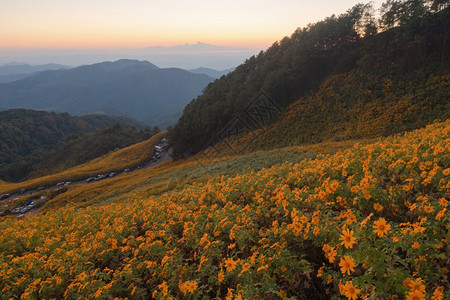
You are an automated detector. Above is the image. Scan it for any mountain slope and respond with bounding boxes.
[0,120,448,299]
[0,109,146,171]
[169,5,450,158]
[0,59,213,127]
[201,69,449,157]
[0,124,159,182]
[0,132,166,195]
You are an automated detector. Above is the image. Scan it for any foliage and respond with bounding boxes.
[205,69,449,156]
[0,123,159,182]
[0,121,448,299]
[0,132,166,195]
[168,3,449,158]
[0,109,146,172]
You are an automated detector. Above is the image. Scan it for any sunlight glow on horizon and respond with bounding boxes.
[1,0,385,51]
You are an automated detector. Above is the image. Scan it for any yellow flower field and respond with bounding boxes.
[0,121,448,299]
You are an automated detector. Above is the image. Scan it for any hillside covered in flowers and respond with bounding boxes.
[0,120,448,299]
[0,1,449,299]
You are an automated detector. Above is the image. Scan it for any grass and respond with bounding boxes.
[0,132,166,195]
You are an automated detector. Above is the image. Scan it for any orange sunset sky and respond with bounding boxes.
[1,0,384,50]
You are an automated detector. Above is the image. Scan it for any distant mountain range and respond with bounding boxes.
[0,63,69,83]
[0,59,214,128]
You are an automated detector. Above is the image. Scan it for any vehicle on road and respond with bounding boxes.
[0,194,10,200]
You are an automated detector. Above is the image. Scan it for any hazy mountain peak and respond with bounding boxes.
[112,59,159,69]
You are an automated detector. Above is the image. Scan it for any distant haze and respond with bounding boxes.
[0,42,257,70]
[1,1,385,49]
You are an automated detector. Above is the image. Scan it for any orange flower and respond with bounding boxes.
[322,244,331,253]
[436,208,446,220]
[423,205,434,213]
[340,228,357,249]
[158,281,168,296]
[431,286,444,300]
[327,247,337,263]
[218,270,224,283]
[338,280,346,295]
[339,255,356,275]
[344,281,361,300]
[317,266,325,278]
[406,290,425,300]
[373,203,383,211]
[373,218,391,237]
[185,281,197,294]
[410,278,425,293]
[224,258,238,272]
[412,242,420,249]
[241,262,251,273]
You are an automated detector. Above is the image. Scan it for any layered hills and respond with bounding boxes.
[0,63,69,83]
[0,59,213,127]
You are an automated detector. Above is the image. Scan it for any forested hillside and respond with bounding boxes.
[0,109,147,177]
[169,2,449,158]
[202,69,449,156]
[0,124,159,182]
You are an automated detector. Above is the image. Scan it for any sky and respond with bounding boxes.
[0,0,385,68]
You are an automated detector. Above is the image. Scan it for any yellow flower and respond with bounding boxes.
[373,203,383,211]
[339,255,356,275]
[235,291,243,300]
[225,288,234,300]
[317,266,325,278]
[373,218,391,237]
[186,281,197,294]
[431,286,444,300]
[158,281,168,296]
[423,205,434,213]
[344,281,361,300]
[403,278,413,288]
[224,258,238,272]
[410,278,425,293]
[218,270,225,283]
[406,290,425,300]
[322,244,331,253]
[241,262,251,273]
[338,280,346,295]
[340,228,357,249]
[327,247,337,263]
[436,208,446,220]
